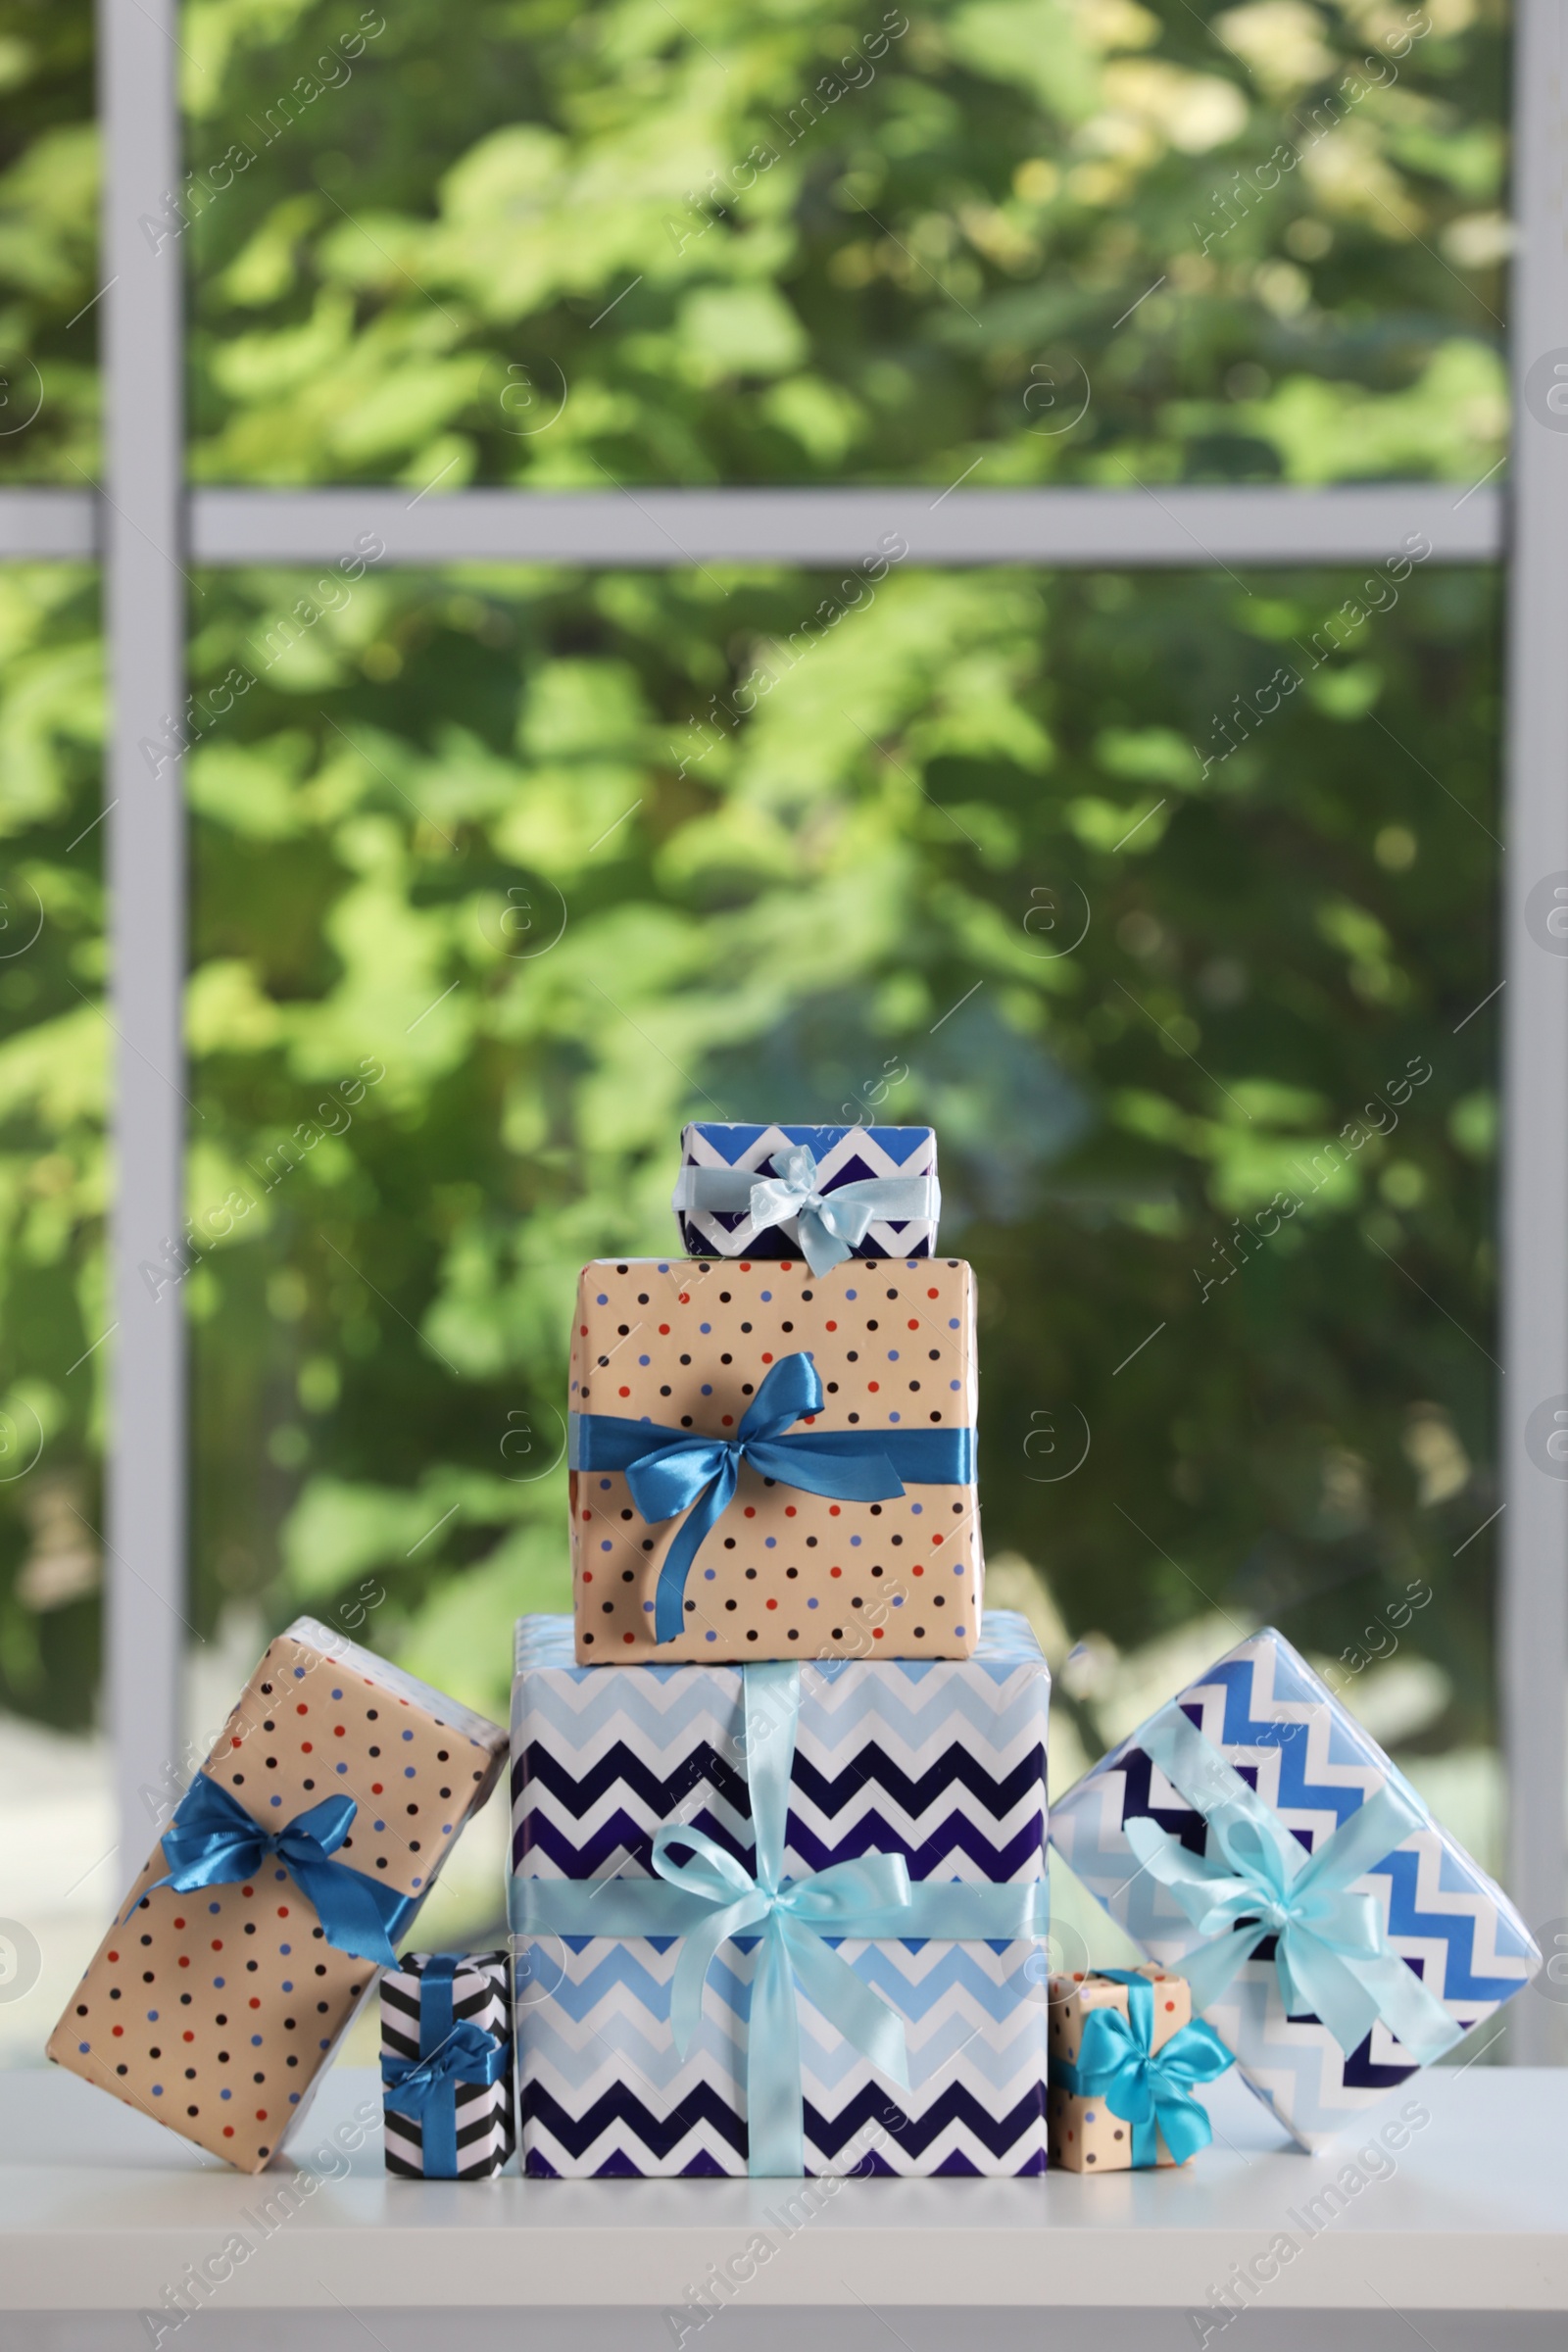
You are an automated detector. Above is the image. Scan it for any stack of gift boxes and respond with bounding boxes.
[49,1121,1544,2180]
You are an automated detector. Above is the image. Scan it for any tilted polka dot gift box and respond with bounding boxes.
[46,1620,508,2175]
[568,1253,982,1663]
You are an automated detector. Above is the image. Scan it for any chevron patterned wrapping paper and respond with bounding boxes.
[674,1124,939,1262]
[380,1952,514,2179]
[1049,1628,1543,2150]
[510,1611,1051,2177]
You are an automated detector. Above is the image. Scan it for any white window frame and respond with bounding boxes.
[0,0,1555,2062]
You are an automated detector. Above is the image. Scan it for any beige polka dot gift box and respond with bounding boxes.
[568,1252,982,1662]
[47,1620,508,2173]
[1048,1964,1234,2172]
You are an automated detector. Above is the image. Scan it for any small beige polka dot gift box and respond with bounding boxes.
[47,1620,508,2174]
[1048,1964,1233,2173]
[568,1253,982,1662]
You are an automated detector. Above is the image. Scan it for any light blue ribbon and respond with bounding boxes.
[381,1956,508,2179]
[674,1144,940,1275]
[1123,1703,1463,2066]
[511,1660,1048,2176]
[133,1770,416,1968]
[570,1349,973,1642]
[1050,1969,1232,2166]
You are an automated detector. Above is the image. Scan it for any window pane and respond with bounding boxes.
[0,564,107,2062]
[188,1,1507,488]
[0,1,98,481]
[185,556,1501,1971]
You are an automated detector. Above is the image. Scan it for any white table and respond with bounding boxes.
[3,2064,1564,2351]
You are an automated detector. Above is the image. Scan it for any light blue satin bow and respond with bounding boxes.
[675,1144,940,1275]
[1051,1969,1232,2166]
[133,1771,416,1968]
[512,1660,1049,2175]
[1123,1703,1462,2066]
[570,1349,972,1642]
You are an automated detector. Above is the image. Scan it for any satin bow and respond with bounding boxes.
[512,1660,1050,2176]
[588,1350,910,1642]
[1053,1969,1233,2167]
[381,2020,507,2111]
[653,1822,912,2176]
[1123,1703,1462,2066]
[673,1145,940,1275]
[747,1146,931,1276]
[137,1770,415,1968]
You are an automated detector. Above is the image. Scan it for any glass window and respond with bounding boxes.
[184,554,1500,1960]
[0,563,107,2056]
[187,0,1508,489]
[0,0,98,481]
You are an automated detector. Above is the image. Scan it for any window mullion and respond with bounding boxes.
[99,0,187,1867]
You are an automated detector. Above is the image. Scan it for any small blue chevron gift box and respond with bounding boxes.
[380,1950,514,2178]
[672,1123,940,1273]
[509,1610,1051,2177]
[1049,1628,1543,2151]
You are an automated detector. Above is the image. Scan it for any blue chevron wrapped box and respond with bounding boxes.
[672,1124,939,1269]
[1049,1627,1543,2150]
[509,1610,1051,2176]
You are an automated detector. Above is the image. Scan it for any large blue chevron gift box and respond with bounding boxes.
[1050,1627,1543,2151]
[509,1611,1052,2177]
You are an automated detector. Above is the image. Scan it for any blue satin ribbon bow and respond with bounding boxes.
[570,1349,973,1642]
[1123,1703,1463,2066]
[674,1144,940,1276]
[1051,1968,1232,2166]
[136,1770,416,1968]
[511,1659,1048,2176]
[381,1955,508,2178]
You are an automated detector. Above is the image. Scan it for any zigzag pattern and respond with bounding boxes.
[518,1768,1046,1885]
[512,1611,1052,2176]
[518,1936,1050,2178]
[380,1952,514,2180]
[1051,1627,1541,2149]
[676,1123,939,1262]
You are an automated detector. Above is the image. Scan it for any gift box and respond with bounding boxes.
[48,1618,508,2174]
[1049,1627,1544,2150]
[381,1950,514,2178]
[1047,1965,1231,2172]
[672,1124,940,1273]
[568,1254,981,1663]
[509,1610,1051,2176]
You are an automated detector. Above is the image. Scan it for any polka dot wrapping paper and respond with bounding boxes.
[46,1619,508,2175]
[1047,1967,1195,2173]
[568,1254,982,1663]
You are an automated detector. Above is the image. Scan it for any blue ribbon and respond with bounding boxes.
[135,1770,416,1969]
[673,1144,940,1275]
[1050,1969,1232,2166]
[511,1659,1048,2176]
[571,1350,974,1642]
[381,1955,508,2179]
[1122,1703,1463,2066]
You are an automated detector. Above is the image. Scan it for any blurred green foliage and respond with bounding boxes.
[0,0,97,477]
[180,0,1508,486]
[0,565,104,1698]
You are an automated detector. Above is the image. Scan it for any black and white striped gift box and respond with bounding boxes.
[380,1950,514,2179]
